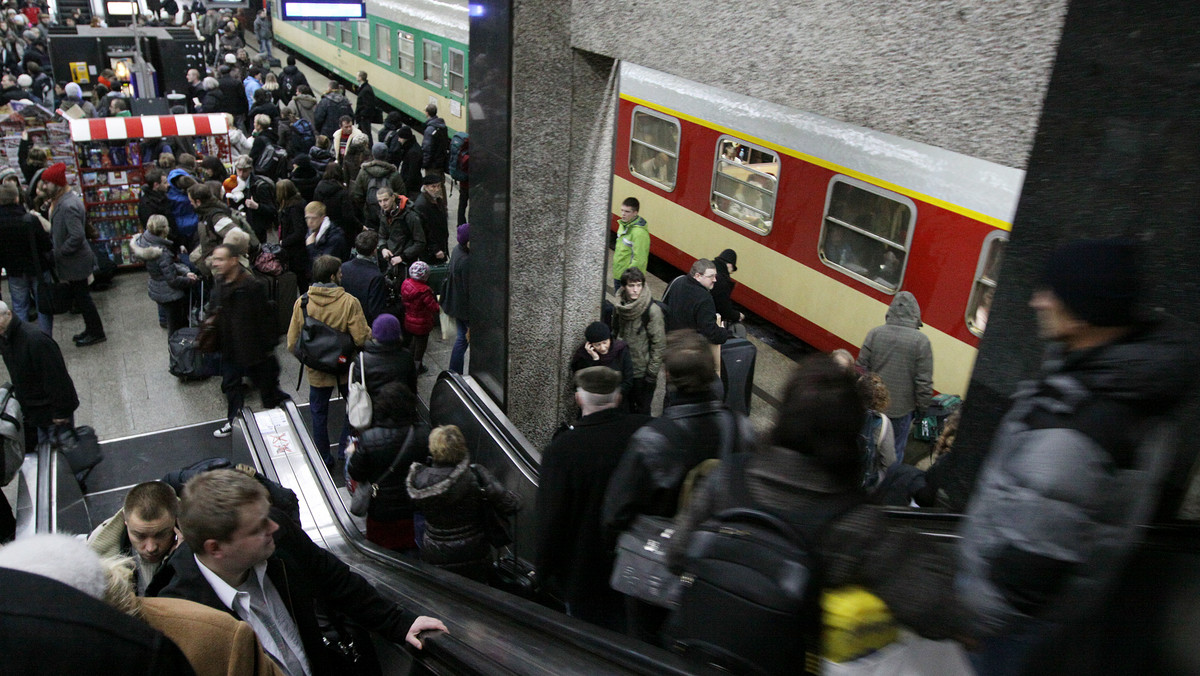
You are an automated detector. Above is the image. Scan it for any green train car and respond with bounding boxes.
[272,0,468,134]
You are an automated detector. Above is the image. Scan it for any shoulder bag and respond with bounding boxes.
[471,464,513,548]
[346,352,373,429]
[292,294,358,378]
[349,427,414,517]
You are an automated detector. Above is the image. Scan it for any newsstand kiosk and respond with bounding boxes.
[69,113,232,267]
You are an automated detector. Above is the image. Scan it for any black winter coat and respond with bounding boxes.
[711,258,739,324]
[414,192,448,262]
[440,244,469,320]
[406,459,521,578]
[663,275,732,345]
[536,408,651,602]
[199,88,224,115]
[289,161,320,201]
[340,256,387,324]
[216,76,246,115]
[348,421,428,521]
[313,179,353,233]
[359,339,418,399]
[570,339,634,396]
[601,394,755,543]
[0,569,196,675]
[138,188,183,251]
[0,204,51,275]
[277,200,310,276]
[0,315,79,427]
[397,138,422,199]
[148,506,419,675]
[211,268,278,368]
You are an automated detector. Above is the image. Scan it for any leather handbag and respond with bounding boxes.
[196,311,220,353]
[609,514,682,608]
[346,353,372,429]
[292,294,357,374]
[349,428,413,517]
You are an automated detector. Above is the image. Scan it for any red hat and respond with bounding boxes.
[42,162,67,186]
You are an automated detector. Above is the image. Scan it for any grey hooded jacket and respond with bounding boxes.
[857,291,933,417]
[957,316,1199,639]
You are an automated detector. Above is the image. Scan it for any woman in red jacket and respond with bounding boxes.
[400,260,439,374]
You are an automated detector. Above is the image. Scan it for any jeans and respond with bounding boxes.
[449,319,469,374]
[67,279,104,337]
[890,411,914,465]
[7,273,52,335]
[221,357,287,424]
[260,37,273,59]
[309,382,350,464]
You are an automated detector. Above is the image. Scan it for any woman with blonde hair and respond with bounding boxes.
[406,424,521,581]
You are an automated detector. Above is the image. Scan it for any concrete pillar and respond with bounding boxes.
[469,0,618,449]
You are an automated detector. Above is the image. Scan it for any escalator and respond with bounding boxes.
[22,372,1200,674]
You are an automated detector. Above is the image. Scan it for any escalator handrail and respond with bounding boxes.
[433,372,541,483]
[257,399,701,676]
[35,443,51,533]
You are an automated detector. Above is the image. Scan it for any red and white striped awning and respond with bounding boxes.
[69,114,229,142]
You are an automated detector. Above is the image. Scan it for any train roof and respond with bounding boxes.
[371,0,468,45]
[620,63,1025,229]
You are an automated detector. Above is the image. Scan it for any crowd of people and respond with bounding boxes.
[0,7,1195,674]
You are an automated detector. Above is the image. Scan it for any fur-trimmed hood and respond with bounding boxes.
[130,231,170,261]
[406,458,472,507]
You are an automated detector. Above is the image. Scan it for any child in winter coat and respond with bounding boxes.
[400,260,439,374]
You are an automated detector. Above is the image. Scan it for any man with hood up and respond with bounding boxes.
[352,142,406,230]
[285,84,318,126]
[956,238,1199,675]
[313,81,353,139]
[856,290,932,464]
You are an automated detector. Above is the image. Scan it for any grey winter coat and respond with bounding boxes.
[286,93,318,126]
[857,291,933,417]
[130,231,193,303]
[351,160,406,211]
[49,190,94,281]
[957,317,1199,640]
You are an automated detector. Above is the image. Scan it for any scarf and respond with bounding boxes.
[613,287,651,333]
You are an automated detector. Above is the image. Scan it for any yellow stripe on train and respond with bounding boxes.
[612,176,979,397]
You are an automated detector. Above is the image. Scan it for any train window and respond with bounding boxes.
[324,22,336,40]
[628,107,679,191]
[710,137,778,234]
[448,48,466,97]
[819,176,916,293]
[340,22,352,47]
[423,40,443,87]
[375,24,391,63]
[966,231,1006,336]
[398,33,416,76]
[357,21,369,54]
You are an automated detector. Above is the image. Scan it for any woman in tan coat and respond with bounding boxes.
[287,254,371,469]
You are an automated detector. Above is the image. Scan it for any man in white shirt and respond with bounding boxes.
[148,469,446,675]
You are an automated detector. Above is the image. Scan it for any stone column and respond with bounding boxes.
[469,0,619,449]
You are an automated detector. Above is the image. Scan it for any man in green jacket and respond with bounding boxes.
[611,197,649,292]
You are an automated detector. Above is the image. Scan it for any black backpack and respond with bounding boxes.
[254,142,288,179]
[160,457,302,527]
[292,294,358,377]
[290,118,315,155]
[665,454,861,676]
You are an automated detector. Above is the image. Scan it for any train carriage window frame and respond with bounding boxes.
[324,21,336,39]
[398,33,416,76]
[966,230,1007,337]
[818,175,917,294]
[448,48,466,97]
[374,23,391,64]
[356,20,369,54]
[628,106,680,192]
[340,21,353,47]
[710,135,779,235]
[423,39,443,88]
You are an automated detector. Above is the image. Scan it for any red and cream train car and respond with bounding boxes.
[611,63,1025,397]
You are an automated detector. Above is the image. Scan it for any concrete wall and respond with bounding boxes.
[570,0,1068,169]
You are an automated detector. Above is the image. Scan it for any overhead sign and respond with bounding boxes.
[281,0,365,20]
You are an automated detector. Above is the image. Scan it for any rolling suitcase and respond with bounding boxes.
[169,283,219,381]
[256,270,298,335]
[720,338,757,415]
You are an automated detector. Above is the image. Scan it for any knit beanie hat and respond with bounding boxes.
[372,313,402,343]
[0,165,18,184]
[457,222,470,245]
[1042,237,1140,327]
[16,73,31,88]
[409,260,429,281]
[584,321,611,343]
[421,173,441,186]
[371,142,388,160]
[42,162,67,186]
[64,82,82,99]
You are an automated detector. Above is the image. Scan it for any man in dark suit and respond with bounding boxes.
[148,469,447,675]
[535,367,650,632]
[340,230,387,325]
